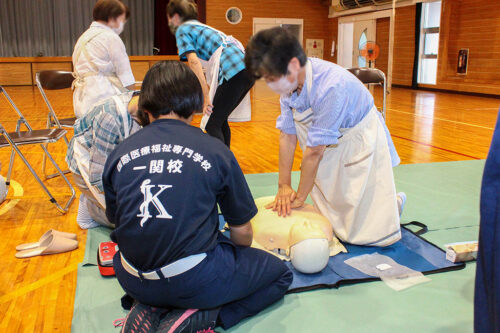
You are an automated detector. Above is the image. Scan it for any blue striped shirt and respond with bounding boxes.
[66,92,141,191]
[175,20,245,85]
[277,58,374,147]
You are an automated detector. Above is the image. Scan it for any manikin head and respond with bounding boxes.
[127,91,150,127]
[289,221,330,274]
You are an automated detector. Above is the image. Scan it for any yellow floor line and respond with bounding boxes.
[0,180,23,215]
[0,151,68,157]
[0,262,79,304]
[7,194,74,199]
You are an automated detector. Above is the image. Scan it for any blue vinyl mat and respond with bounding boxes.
[217,215,464,293]
[285,226,463,292]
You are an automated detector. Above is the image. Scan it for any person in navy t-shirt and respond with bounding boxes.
[102,60,292,333]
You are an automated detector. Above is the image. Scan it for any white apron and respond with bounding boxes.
[72,28,127,118]
[293,61,401,247]
[73,96,130,208]
[181,21,251,131]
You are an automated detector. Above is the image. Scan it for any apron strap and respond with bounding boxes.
[111,95,130,138]
[401,221,429,236]
[292,60,314,123]
[182,21,245,53]
[74,29,106,74]
[73,28,126,97]
[305,60,313,95]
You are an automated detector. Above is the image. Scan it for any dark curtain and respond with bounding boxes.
[0,0,154,57]
[154,0,206,55]
[411,2,422,89]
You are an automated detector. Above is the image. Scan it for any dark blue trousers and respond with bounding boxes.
[113,233,293,329]
[475,108,500,333]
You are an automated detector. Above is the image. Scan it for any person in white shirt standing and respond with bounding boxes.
[72,0,135,119]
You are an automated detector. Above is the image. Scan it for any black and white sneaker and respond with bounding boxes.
[120,302,168,333]
[157,308,220,333]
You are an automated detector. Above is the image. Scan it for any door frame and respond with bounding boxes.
[338,10,394,90]
[253,18,304,45]
[352,19,376,68]
[337,22,354,68]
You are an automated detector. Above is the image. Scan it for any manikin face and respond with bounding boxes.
[128,95,151,127]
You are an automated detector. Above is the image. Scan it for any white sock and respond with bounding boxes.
[397,192,407,217]
[77,195,100,229]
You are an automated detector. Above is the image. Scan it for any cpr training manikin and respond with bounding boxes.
[250,196,347,274]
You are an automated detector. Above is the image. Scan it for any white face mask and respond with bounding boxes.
[267,72,298,95]
[112,21,125,35]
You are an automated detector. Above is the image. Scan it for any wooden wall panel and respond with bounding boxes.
[0,56,179,86]
[206,0,335,62]
[31,62,73,85]
[392,5,416,86]
[376,17,389,76]
[435,0,500,95]
[0,63,33,86]
[328,17,339,63]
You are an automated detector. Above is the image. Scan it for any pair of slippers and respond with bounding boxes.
[15,229,78,259]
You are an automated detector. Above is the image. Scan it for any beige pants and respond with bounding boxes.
[72,173,113,228]
[309,108,401,246]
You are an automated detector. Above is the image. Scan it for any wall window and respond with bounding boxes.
[418,1,441,84]
[358,29,367,67]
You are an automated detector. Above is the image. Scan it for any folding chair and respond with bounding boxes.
[347,67,387,119]
[0,86,75,214]
[35,70,76,179]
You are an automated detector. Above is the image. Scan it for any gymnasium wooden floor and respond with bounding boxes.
[0,81,498,332]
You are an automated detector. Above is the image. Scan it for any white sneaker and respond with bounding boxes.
[77,195,99,229]
[397,192,407,217]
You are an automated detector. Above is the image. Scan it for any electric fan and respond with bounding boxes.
[359,41,380,68]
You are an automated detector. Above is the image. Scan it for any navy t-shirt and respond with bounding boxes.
[102,119,257,271]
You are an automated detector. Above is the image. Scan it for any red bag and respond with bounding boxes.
[97,241,118,276]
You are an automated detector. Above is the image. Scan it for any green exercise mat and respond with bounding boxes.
[72,160,483,333]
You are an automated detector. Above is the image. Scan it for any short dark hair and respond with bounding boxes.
[245,27,307,79]
[93,0,130,22]
[139,61,203,119]
[166,0,198,21]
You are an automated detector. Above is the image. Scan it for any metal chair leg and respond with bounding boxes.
[38,143,75,213]
[42,117,71,180]
[382,77,387,120]
[42,116,49,177]
[5,139,75,214]
[5,147,16,193]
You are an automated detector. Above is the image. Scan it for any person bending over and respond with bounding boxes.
[166,0,255,147]
[245,27,406,247]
